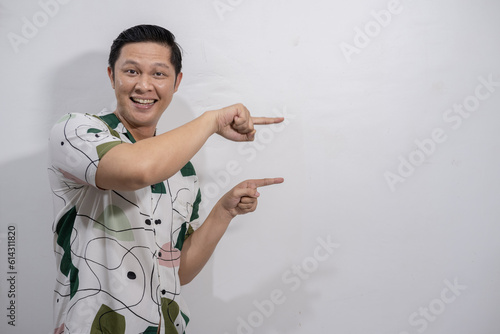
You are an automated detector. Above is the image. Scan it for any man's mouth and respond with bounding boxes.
[130,97,157,106]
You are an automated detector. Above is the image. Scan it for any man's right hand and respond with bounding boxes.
[212,103,284,142]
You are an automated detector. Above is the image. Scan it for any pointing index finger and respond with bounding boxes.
[251,116,284,125]
[248,177,285,189]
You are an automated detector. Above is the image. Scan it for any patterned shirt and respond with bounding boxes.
[48,110,202,334]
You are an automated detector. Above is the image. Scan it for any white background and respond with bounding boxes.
[1,0,500,333]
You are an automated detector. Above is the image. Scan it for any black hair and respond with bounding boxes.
[108,24,182,76]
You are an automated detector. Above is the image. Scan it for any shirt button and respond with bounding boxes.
[155,219,162,225]
[158,251,162,258]
[161,289,166,295]
[145,219,151,225]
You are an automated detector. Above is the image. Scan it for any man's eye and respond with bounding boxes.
[155,72,166,77]
[126,69,137,74]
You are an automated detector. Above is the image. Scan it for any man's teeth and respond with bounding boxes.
[132,98,155,104]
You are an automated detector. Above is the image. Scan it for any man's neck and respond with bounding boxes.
[114,111,156,141]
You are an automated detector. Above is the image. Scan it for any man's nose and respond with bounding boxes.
[135,74,153,91]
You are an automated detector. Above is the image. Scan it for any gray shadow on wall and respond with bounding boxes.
[0,149,54,334]
[185,265,324,333]
[48,52,116,124]
[0,52,116,333]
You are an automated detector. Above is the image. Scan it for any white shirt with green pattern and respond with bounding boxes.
[48,110,202,334]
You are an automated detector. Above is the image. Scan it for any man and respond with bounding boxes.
[48,24,283,334]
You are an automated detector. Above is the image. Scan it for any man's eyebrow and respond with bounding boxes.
[122,59,139,66]
[121,59,170,69]
[152,62,170,69]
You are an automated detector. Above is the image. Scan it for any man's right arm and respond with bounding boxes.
[96,110,216,191]
[96,104,284,191]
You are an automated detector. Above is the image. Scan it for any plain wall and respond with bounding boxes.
[1,0,499,333]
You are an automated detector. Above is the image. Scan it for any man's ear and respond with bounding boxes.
[107,66,115,89]
[174,72,183,93]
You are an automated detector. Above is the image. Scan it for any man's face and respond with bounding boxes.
[108,42,182,137]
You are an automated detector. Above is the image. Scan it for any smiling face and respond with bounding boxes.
[108,42,182,140]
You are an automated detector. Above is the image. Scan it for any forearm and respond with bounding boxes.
[96,111,217,190]
[177,177,284,285]
[178,203,233,285]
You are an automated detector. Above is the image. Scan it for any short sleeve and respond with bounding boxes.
[48,113,123,187]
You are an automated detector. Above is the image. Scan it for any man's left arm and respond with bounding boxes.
[178,178,284,285]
